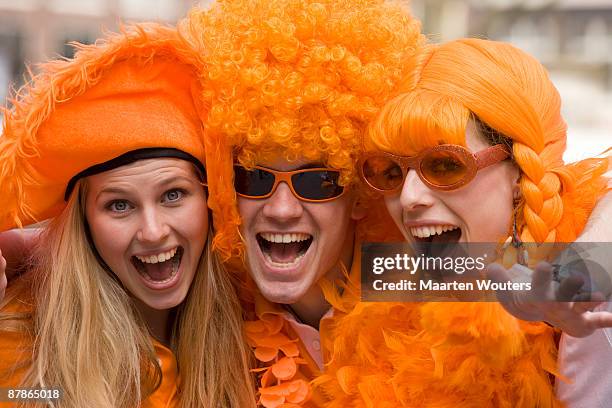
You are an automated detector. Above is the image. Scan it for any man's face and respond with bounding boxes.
[237,157,358,304]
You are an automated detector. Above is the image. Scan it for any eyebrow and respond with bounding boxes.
[96,186,131,199]
[156,175,200,187]
[95,175,199,200]
[260,162,327,171]
[296,162,326,170]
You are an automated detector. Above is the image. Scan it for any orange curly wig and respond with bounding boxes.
[180,0,425,262]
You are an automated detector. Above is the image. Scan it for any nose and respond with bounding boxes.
[136,206,171,244]
[399,169,435,212]
[262,182,304,221]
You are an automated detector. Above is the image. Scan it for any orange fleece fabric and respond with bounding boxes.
[0,27,205,231]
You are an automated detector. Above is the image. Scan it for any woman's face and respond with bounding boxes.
[384,121,519,243]
[85,158,208,310]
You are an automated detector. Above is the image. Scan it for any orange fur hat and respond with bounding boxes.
[0,24,205,231]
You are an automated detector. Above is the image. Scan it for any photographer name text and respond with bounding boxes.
[371,279,532,291]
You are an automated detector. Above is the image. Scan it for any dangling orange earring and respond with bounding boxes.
[512,215,528,266]
[502,196,528,266]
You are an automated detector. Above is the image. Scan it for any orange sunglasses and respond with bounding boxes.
[234,165,346,202]
[360,144,511,193]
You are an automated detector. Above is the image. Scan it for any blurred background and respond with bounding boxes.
[0,0,609,162]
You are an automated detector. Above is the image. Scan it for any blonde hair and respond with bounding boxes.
[368,39,608,244]
[1,181,255,407]
[180,0,425,261]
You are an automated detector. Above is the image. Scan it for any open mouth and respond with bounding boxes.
[410,225,462,259]
[409,225,461,244]
[256,232,313,268]
[409,225,463,279]
[131,246,183,284]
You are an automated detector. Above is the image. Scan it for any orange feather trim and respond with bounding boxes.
[312,213,563,407]
[315,280,561,407]
[552,156,609,242]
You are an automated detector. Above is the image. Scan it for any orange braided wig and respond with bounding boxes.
[367,38,609,244]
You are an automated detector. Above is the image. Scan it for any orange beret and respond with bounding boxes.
[0,24,205,230]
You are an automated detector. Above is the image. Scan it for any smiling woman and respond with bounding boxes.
[0,24,255,408]
[85,159,208,313]
[366,39,608,246]
[377,119,518,244]
[315,38,609,407]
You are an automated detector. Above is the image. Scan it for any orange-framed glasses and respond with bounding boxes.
[360,144,511,193]
[234,165,346,202]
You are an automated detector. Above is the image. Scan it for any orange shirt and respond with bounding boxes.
[0,292,179,408]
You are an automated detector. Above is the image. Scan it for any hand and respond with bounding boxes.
[0,228,40,279]
[0,249,6,303]
[487,261,612,337]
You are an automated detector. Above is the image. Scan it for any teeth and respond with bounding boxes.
[410,225,458,239]
[137,252,181,284]
[260,232,311,243]
[136,247,178,264]
[262,251,307,268]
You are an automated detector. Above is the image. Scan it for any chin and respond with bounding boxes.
[259,281,308,305]
[146,293,187,310]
